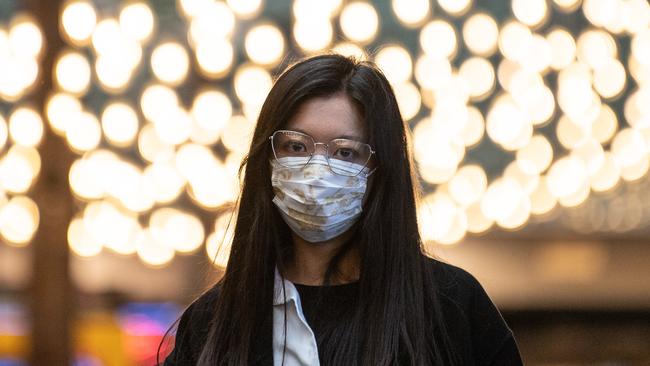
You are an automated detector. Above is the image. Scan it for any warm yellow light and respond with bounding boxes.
[505,160,540,192]
[68,217,103,257]
[61,1,97,45]
[0,195,39,246]
[465,201,493,233]
[557,63,599,123]
[393,82,421,121]
[150,208,205,253]
[391,0,429,27]
[227,0,264,19]
[95,50,139,93]
[46,93,82,135]
[556,115,590,149]
[557,180,590,207]
[496,193,531,229]
[611,128,648,168]
[140,84,180,122]
[195,38,234,79]
[175,143,220,181]
[143,161,186,204]
[91,19,122,55]
[206,212,236,268]
[582,0,622,31]
[461,106,485,148]
[529,175,556,215]
[331,42,367,60]
[0,114,7,150]
[0,49,38,101]
[486,95,532,151]
[101,102,139,147]
[177,0,213,19]
[480,177,526,222]
[420,20,457,60]
[414,55,452,90]
[151,42,189,86]
[99,160,155,214]
[546,156,588,199]
[553,0,581,12]
[546,27,576,70]
[499,21,532,62]
[55,51,91,95]
[374,45,412,84]
[620,154,650,182]
[631,28,650,65]
[430,97,469,138]
[576,29,617,70]
[9,107,43,147]
[188,1,235,44]
[233,64,272,106]
[463,13,498,57]
[512,0,549,28]
[591,104,618,144]
[413,119,464,184]
[221,115,256,153]
[119,2,155,44]
[152,107,193,146]
[69,155,106,200]
[138,123,175,163]
[518,34,552,74]
[191,89,232,137]
[458,57,495,100]
[175,144,238,208]
[0,145,41,193]
[244,23,285,67]
[593,58,626,99]
[419,192,467,245]
[437,0,472,16]
[66,111,102,153]
[136,228,175,267]
[9,16,43,59]
[293,19,333,52]
[624,88,650,129]
[449,165,487,207]
[516,134,553,175]
[339,2,379,45]
[571,138,605,176]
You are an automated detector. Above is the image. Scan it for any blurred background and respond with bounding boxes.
[0,0,649,365]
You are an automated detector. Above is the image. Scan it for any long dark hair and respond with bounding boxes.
[190,53,457,365]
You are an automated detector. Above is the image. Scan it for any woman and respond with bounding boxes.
[161,53,523,366]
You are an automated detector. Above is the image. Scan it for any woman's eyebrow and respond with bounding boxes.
[286,127,364,141]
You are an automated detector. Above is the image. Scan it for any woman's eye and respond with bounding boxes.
[288,141,306,152]
[334,148,354,158]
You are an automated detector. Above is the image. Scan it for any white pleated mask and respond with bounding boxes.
[270,155,374,243]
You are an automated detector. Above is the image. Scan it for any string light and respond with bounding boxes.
[2,0,649,264]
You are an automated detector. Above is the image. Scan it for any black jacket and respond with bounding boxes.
[163,257,524,365]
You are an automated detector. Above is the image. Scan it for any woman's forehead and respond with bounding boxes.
[285,94,367,142]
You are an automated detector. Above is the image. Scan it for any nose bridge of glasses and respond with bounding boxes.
[312,141,329,157]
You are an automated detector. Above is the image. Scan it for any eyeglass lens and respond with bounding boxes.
[271,130,372,176]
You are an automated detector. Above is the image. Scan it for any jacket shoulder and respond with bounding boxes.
[422,255,522,365]
[163,283,221,365]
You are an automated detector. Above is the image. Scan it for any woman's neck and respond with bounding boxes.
[283,231,360,286]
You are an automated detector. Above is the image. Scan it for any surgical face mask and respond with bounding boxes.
[270,155,374,243]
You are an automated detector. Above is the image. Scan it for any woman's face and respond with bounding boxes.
[284,92,376,203]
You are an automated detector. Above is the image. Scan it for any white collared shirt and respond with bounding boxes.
[272,267,321,366]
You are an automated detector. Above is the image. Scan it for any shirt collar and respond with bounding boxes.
[273,266,300,306]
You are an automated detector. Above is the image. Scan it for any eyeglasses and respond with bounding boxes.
[269,129,376,177]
